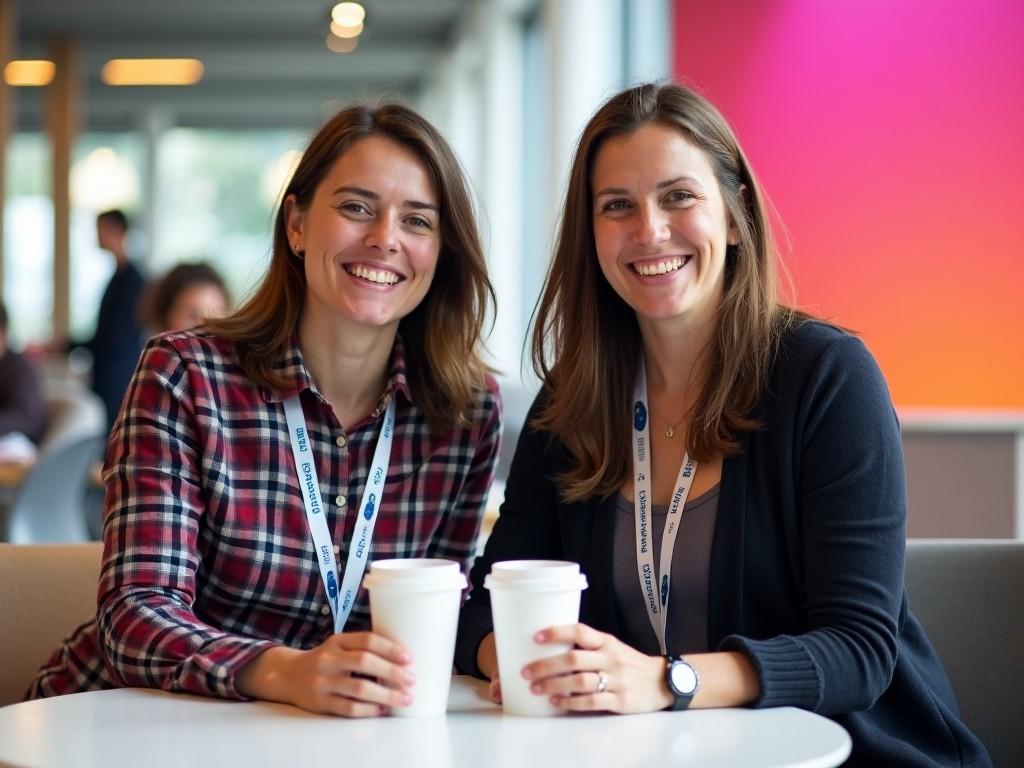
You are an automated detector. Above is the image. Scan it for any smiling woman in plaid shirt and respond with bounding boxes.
[28,103,501,718]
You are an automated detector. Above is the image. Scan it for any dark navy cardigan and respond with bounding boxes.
[456,321,990,767]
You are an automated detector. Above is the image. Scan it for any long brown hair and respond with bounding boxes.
[532,82,801,502]
[208,103,494,431]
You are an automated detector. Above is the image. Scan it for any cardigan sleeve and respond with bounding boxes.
[454,393,563,677]
[720,333,906,714]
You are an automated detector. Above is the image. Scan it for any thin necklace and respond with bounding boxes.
[656,411,686,439]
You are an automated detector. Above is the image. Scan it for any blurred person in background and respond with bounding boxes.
[29,102,500,718]
[145,261,232,334]
[0,301,46,445]
[83,209,146,432]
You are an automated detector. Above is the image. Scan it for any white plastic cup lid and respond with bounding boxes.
[484,560,588,592]
[363,558,467,592]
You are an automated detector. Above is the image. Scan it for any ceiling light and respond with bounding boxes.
[4,60,56,86]
[331,2,366,27]
[326,33,358,54]
[329,21,364,39]
[101,59,204,86]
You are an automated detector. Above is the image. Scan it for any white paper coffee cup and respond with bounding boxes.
[363,558,467,717]
[484,560,588,716]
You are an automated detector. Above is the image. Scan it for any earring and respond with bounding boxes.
[293,243,304,258]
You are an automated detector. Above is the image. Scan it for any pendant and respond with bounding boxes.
[665,425,675,438]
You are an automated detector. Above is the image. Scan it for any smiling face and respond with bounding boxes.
[591,122,737,333]
[285,135,441,336]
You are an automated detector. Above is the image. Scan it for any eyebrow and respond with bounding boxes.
[593,175,706,199]
[332,185,439,212]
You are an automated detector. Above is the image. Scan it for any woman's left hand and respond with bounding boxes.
[522,623,673,714]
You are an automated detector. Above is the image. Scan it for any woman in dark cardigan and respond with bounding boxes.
[455,82,990,767]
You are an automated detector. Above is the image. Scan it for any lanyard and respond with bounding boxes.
[284,392,396,633]
[632,364,698,655]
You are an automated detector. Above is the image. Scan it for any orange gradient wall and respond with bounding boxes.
[674,0,1024,408]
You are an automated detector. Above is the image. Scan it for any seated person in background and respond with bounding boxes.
[455,82,990,767]
[145,261,231,334]
[0,301,46,446]
[28,102,501,718]
[86,209,147,432]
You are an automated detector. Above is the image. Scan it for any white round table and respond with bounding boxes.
[0,676,851,768]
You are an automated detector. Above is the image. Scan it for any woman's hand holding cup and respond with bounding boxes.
[237,631,415,717]
[521,623,672,714]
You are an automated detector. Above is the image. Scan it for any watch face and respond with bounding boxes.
[670,660,699,695]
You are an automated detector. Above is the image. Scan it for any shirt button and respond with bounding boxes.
[336,494,347,507]
[336,435,347,448]
[320,605,330,616]
[333,544,340,554]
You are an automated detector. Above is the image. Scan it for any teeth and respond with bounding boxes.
[634,257,684,277]
[348,265,400,285]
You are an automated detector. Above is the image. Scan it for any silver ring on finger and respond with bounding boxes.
[596,671,609,694]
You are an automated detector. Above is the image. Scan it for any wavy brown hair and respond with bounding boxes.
[532,82,802,502]
[208,103,494,431]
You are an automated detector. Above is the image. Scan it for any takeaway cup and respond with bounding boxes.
[484,560,589,716]
[363,558,467,716]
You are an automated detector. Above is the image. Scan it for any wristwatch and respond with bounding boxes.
[664,655,700,711]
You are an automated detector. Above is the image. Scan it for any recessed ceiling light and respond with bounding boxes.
[4,60,56,86]
[331,2,366,27]
[101,59,204,86]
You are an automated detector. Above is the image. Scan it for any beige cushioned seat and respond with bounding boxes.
[0,542,102,706]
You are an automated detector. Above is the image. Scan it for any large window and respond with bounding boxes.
[518,5,548,382]
[4,133,53,346]
[155,129,304,303]
[2,128,303,347]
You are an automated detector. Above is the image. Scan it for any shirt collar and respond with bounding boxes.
[263,334,413,408]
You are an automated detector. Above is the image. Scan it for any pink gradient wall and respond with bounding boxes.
[674,0,1024,408]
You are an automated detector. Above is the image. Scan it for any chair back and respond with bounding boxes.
[494,379,538,484]
[38,382,105,459]
[0,542,103,706]
[4,434,105,543]
[905,538,1024,768]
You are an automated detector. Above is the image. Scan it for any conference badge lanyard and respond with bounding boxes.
[284,393,396,634]
[632,363,698,655]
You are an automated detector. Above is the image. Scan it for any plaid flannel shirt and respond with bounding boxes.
[29,329,500,700]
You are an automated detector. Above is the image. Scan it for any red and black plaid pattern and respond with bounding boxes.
[28,329,500,700]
